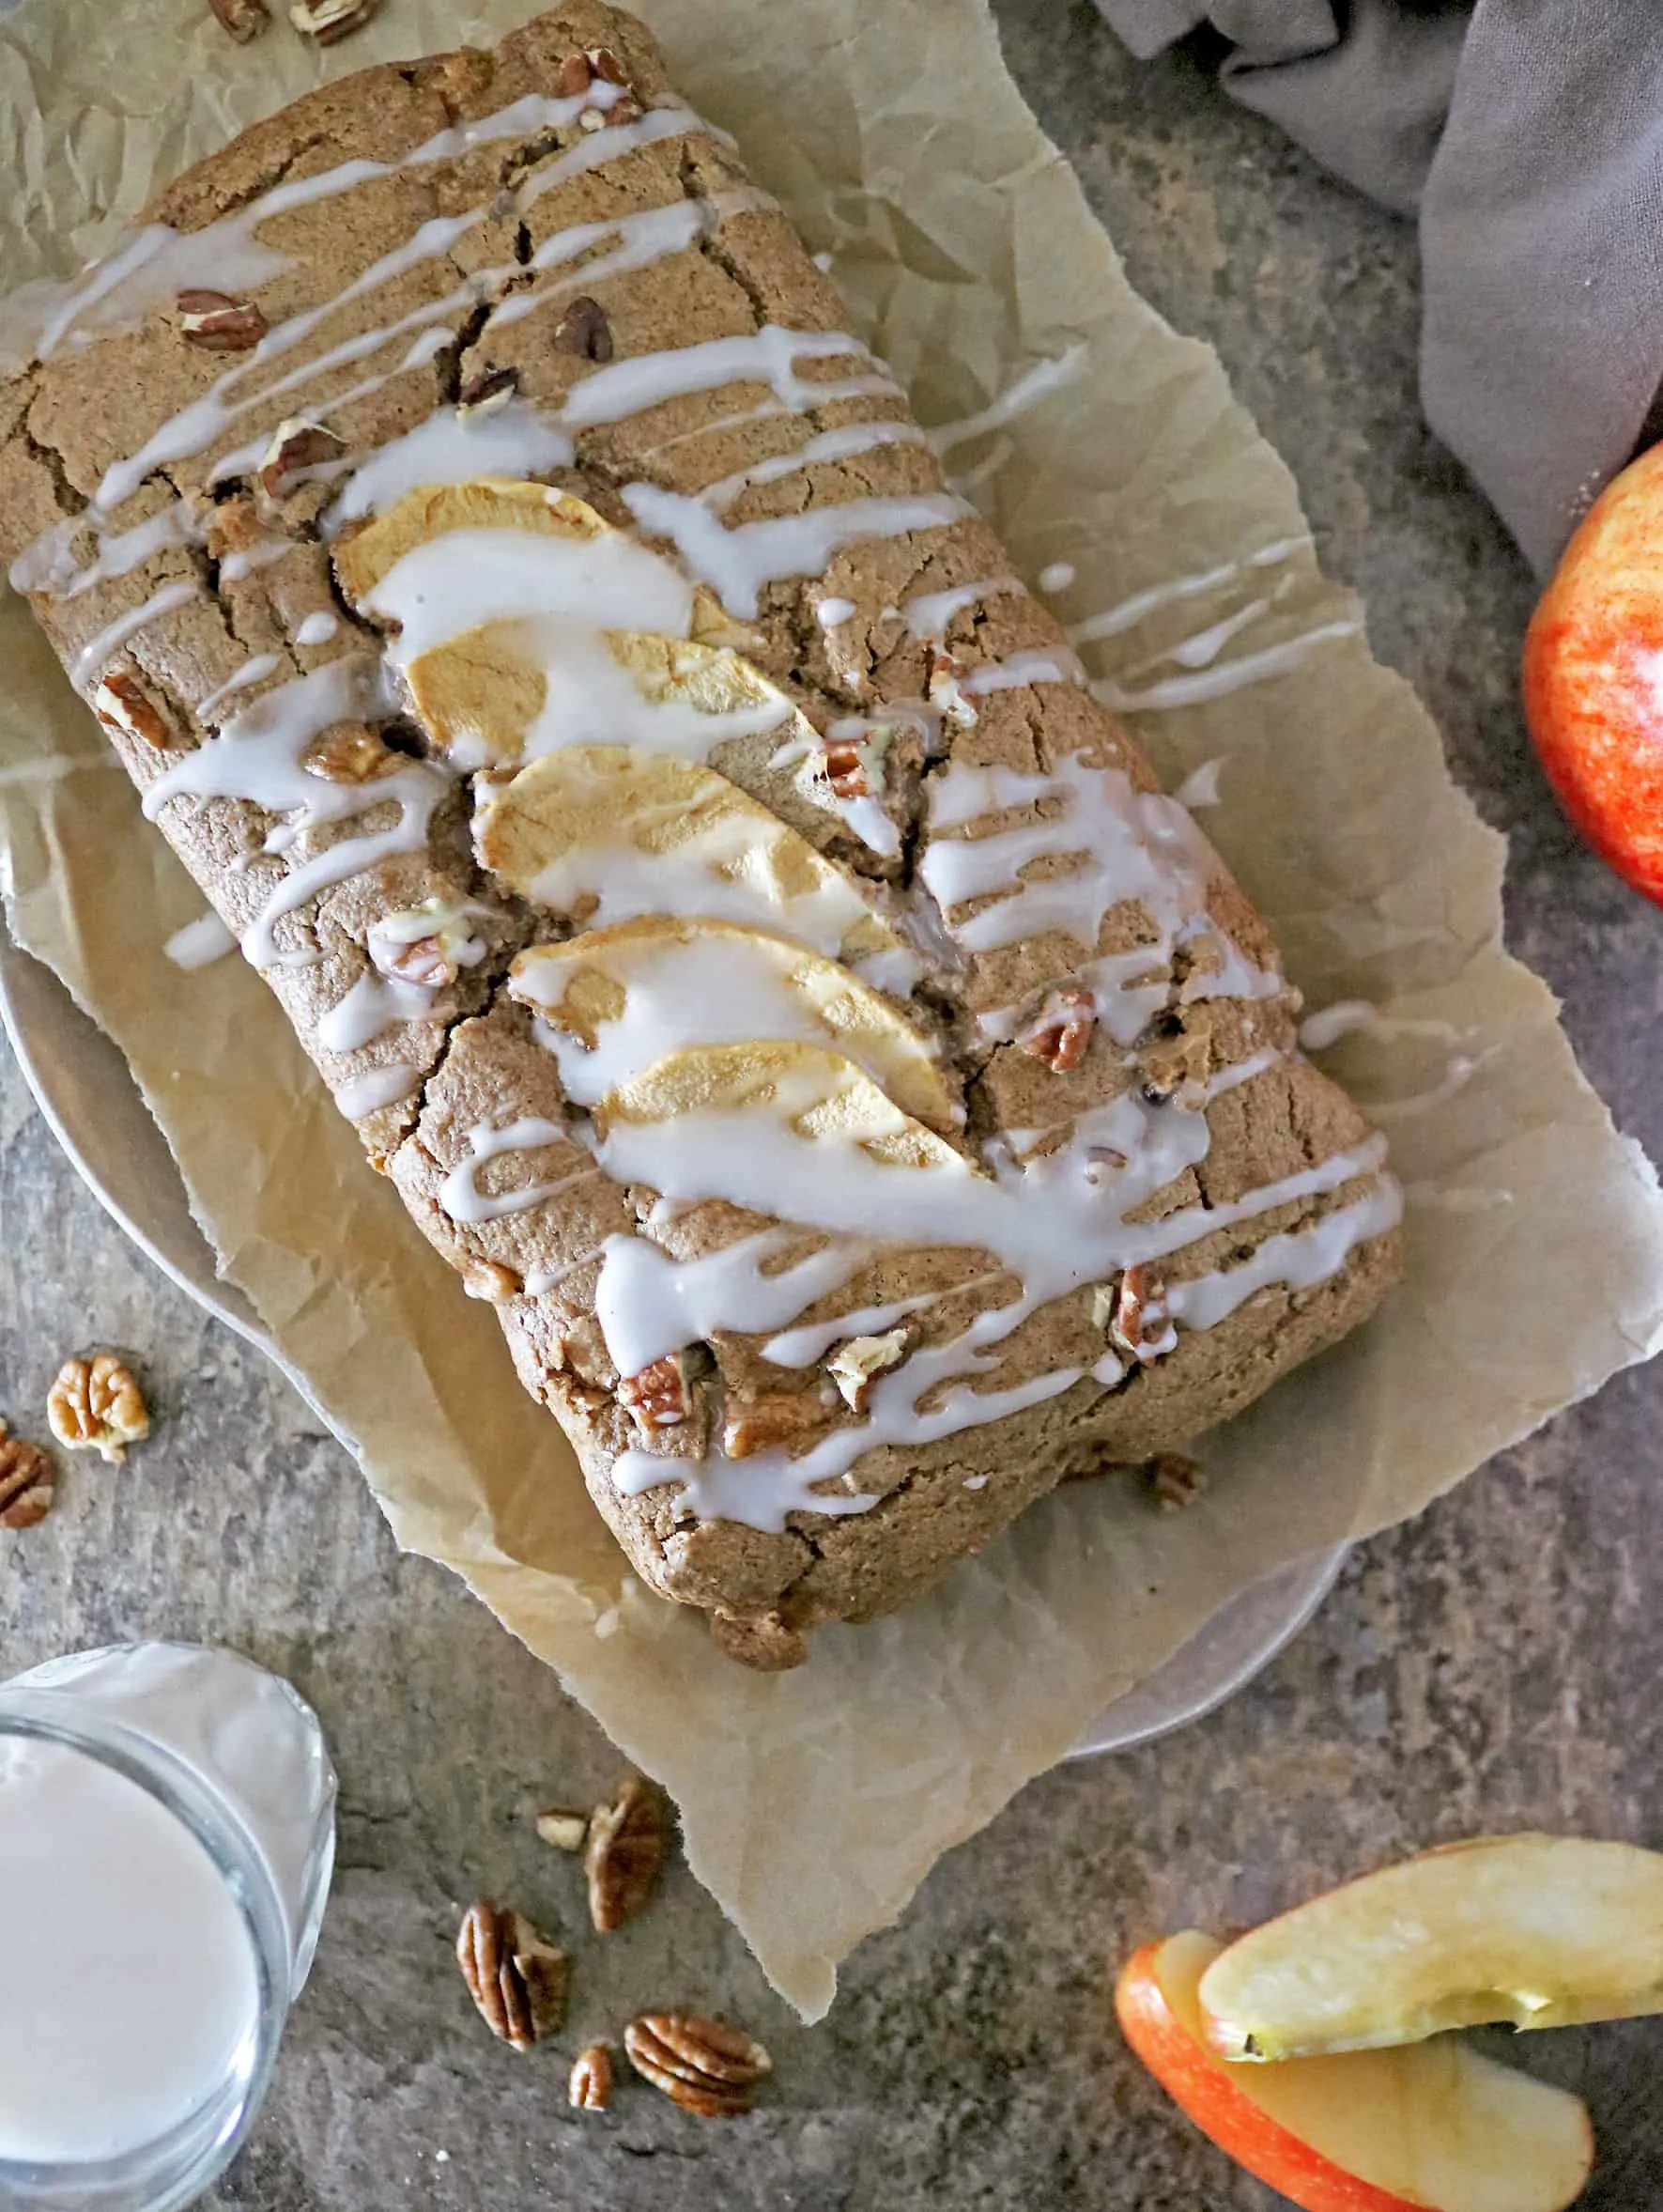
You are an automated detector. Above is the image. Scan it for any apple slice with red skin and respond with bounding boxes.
[1116,1931,1593,2212]
[1524,441,1663,905]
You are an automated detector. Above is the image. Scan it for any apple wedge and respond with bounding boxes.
[508,918,958,1133]
[1200,1835,1663,2060]
[1117,1931,1593,2212]
[475,747,920,994]
[593,1039,981,1239]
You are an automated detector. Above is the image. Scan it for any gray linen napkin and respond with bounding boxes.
[1096,0,1663,575]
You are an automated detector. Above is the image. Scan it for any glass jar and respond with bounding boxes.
[0,1645,336,2210]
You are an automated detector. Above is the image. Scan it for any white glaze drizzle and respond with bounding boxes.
[329,402,576,526]
[293,611,338,647]
[316,967,437,1055]
[1173,757,1224,810]
[1090,621,1362,713]
[334,1064,420,1118]
[696,420,930,514]
[817,596,856,626]
[1165,1179,1403,1330]
[439,1117,593,1224]
[901,575,1021,638]
[70,579,200,686]
[623,481,968,621]
[219,536,292,585]
[195,654,285,722]
[925,346,1088,454]
[162,910,235,969]
[1066,537,1305,648]
[595,1230,865,1378]
[1299,999,1464,1052]
[1038,561,1075,595]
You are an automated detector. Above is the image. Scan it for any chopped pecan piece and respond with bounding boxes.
[258,418,346,503]
[455,1902,567,2052]
[1017,984,1096,1073]
[92,668,178,750]
[457,364,518,415]
[366,899,485,990]
[721,1392,824,1459]
[617,1352,691,1434]
[1103,1264,1173,1365]
[288,0,375,41]
[552,296,614,364]
[587,44,629,84]
[624,2013,772,2117]
[569,2044,614,2111]
[0,1422,54,1530]
[177,289,268,351]
[46,1353,149,1464]
[585,1772,668,1932]
[1139,1028,1209,1109]
[927,649,977,727]
[208,0,269,39]
[302,721,385,783]
[825,1326,911,1414]
[1148,1453,1207,1510]
[822,735,870,799]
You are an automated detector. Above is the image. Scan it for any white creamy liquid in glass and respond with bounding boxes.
[0,1736,262,2163]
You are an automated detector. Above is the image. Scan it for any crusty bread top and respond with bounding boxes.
[0,5,1400,1625]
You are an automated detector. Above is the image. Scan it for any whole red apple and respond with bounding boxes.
[1524,443,1663,905]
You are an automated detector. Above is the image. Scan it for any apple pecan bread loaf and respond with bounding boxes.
[0,3,1402,1667]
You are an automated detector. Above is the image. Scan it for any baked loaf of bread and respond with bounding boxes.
[0,3,1402,1666]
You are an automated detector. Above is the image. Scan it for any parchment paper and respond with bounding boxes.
[3,0,1661,2021]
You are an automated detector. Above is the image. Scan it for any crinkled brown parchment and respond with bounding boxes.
[1,0,1660,2019]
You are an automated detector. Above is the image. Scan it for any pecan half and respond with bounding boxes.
[826,1326,911,1414]
[92,668,178,750]
[177,290,268,351]
[457,364,518,415]
[455,1902,568,2052]
[1103,1264,1173,1365]
[570,2044,614,2111]
[258,418,346,503]
[302,721,385,783]
[624,2014,771,2117]
[554,50,594,96]
[587,44,629,84]
[288,0,375,41]
[1017,984,1096,1074]
[46,1353,149,1464]
[208,0,269,39]
[617,1352,690,1434]
[0,1422,54,1531]
[552,296,614,364]
[585,1772,668,1932]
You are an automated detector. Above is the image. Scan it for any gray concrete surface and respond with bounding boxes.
[4,4,1661,2204]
